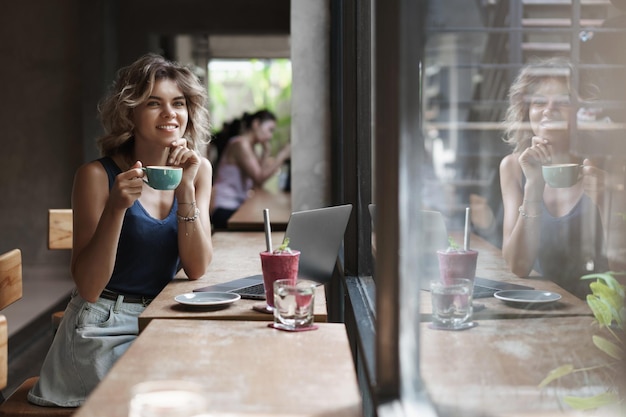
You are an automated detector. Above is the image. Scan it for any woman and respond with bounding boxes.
[499,58,621,299]
[210,109,291,229]
[28,53,213,407]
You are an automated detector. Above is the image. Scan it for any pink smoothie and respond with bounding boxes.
[436,249,478,284]
[260,250,300,307]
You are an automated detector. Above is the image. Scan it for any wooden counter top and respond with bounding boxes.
[138,231,327,331]
[419,232,592,320]
[228,189,291,231]
[75,320,361,417]
[421,316,615,415]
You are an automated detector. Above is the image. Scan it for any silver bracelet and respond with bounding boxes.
[177,207,200,222]
[518,205,540,219]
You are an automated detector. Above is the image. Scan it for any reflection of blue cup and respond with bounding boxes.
[142,166,182,190]
[542,164,582,188]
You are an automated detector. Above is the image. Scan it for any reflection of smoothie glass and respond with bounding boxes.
[436,249,478,284]
[260,250,300,308]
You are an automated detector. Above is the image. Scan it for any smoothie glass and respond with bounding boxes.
[436,249,478,285]
[260,249,300,309]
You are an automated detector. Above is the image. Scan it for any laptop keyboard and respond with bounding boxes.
[473,285,498,299]
[472,278,534,298]
[232,283,266,296]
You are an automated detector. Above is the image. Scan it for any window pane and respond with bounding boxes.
[414,0,626,415]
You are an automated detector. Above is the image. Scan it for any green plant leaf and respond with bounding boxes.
[587,294,615,327]
[582,272,626,299]
[563,392,619,410]
[592,335,623,360]
[277,237,290,252]
[538,364,575,388]
[447,236,459,250]
[589,281,623,312]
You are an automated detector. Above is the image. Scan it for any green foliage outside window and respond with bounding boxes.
[208,59,292,155]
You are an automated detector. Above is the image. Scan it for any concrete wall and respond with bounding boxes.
[0,0,84,266]
[0,0,326,267]
[291,0,332,211]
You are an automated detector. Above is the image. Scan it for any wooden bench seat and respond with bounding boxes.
[0,377,75,417]
[0,249,74,416]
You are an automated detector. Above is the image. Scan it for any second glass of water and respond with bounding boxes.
[430,278,474,330]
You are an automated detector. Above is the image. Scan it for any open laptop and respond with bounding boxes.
[194,204,353,299]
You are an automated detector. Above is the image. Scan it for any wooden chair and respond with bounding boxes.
[48,209,73,331]
[0,249,74,416]
[48,210,72,251]
[0,315,7,397]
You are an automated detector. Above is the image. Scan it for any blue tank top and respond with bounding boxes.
[99,157,179,297]
[535,195,608,299]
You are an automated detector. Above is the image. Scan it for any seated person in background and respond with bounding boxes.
[499,58,625,299]
[28,53,213,407]
[210,109,291,229]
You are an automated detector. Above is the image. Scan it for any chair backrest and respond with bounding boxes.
[0,249,22,311]
[0,248,21,392]
[49,209,73,250]
[0,314,7,390]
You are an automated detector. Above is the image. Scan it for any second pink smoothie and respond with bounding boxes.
[436,249,478,284]
[260,250,300,307]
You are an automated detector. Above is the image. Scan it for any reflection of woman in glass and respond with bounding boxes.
[210,109,291,229]
[499,58,620,298]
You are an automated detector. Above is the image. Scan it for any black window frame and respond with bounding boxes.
[332,0,436,415]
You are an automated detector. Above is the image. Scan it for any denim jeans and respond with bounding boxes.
[28,288,146,407]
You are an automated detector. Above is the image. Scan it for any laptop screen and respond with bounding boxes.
[194,204,353,295]
[284,204,353,284]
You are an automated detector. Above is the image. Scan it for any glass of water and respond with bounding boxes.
[430,278,474,330]
[273,279,316,330]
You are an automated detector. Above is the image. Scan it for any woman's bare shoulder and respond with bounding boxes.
[500,153,521,175]
[197,156,213,179]
[224,136,251,159]
[75,160,107,179]
[73,160,110,194]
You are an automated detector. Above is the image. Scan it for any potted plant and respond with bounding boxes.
[539,272,625,411]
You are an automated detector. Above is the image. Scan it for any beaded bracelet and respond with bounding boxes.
[518,205,540,219]
[177,208,200,222]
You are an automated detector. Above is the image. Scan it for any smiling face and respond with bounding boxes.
[132,78,188,147]
[528,77,572,148]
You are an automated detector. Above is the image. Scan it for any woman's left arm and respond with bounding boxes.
[169,139,214,279]
[582,158,626,271]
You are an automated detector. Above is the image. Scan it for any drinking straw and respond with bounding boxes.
[263,208,272,252]
[464,207,471,251]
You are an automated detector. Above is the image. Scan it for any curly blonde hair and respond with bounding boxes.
[97,53,211,160]
[503,57,581,153]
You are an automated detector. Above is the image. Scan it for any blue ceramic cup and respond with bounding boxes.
[141,166,182,190]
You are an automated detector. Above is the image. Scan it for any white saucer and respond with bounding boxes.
[174,292,241,307]
[494,290,561,305]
